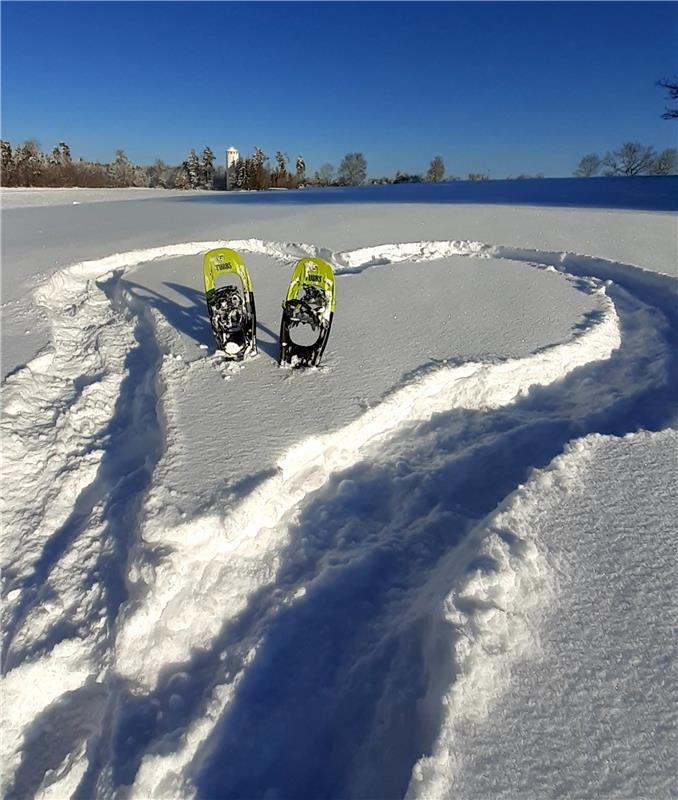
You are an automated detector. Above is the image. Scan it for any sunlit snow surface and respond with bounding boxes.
[1,181,676,800]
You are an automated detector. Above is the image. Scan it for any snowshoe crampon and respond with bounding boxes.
[279,257,335,367]
[203,248,257,360]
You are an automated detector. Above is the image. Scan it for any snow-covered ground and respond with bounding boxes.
[1,180,676,799]
[1,187,213,210]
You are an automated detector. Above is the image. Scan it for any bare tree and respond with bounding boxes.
[337,152,367,186]
[650,148,678,175]
[147,159,173,188]
[602,142,657,176]
[426,155,445,182]
[657,77,678,119]
[317,163,334,186]
[574,153,601,177]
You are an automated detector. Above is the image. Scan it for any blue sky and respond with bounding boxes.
[2,1,677,177]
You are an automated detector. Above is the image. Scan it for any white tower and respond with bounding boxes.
[226,146,239,190]
[226,147,239,169]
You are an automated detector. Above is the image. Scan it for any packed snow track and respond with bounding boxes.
[1,233,676,800]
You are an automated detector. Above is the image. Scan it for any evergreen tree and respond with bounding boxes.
[296,155,306,184]
[251,147,268,190]
[1,140,14,185]
[13,140,44,186]
[273,151,288,187]
[201,146,215,188]
[58,142,71,164]
[184,149,201,189]
[173,166,191,190]
[108,149,136,186]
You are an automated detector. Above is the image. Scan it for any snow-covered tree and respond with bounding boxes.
[201,146,215,188]
[234,157,246,189]
[173,166,191,190]
[13,140,44,186]
[1,140,15,185]
[251,147,269,190]
[146,159,173,188]
[272,151,288,187]
[108,149,136,186]
[426,155,445,183]
[184,149,201,189]
[574,153,601,177]
[55,142,71,165]
[296,155,306,183]
[337,153,367,186]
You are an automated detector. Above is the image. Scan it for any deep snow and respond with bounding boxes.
[1,182,676,800]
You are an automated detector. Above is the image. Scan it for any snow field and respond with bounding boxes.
[0,187,213,210]
[1,220,676,798]
[408,428,677,800]
[113,241,617,689]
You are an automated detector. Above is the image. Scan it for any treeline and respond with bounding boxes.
[6,137,674,191]
[0,140,224,189]
[0,142,456,191]
[230,150,371,189]
[574,142,677,177]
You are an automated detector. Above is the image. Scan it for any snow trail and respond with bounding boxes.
[1,235,676,799]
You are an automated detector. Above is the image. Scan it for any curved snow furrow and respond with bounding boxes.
[0,280,169,797]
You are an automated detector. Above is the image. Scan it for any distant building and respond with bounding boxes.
[226,147,239,190]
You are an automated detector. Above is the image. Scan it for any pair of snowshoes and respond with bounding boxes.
[203,248,336,367]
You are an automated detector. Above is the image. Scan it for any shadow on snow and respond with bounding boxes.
[158,176,678,213]
[121,279,281,361]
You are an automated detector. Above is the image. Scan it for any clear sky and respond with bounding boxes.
[2,1,677,178]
